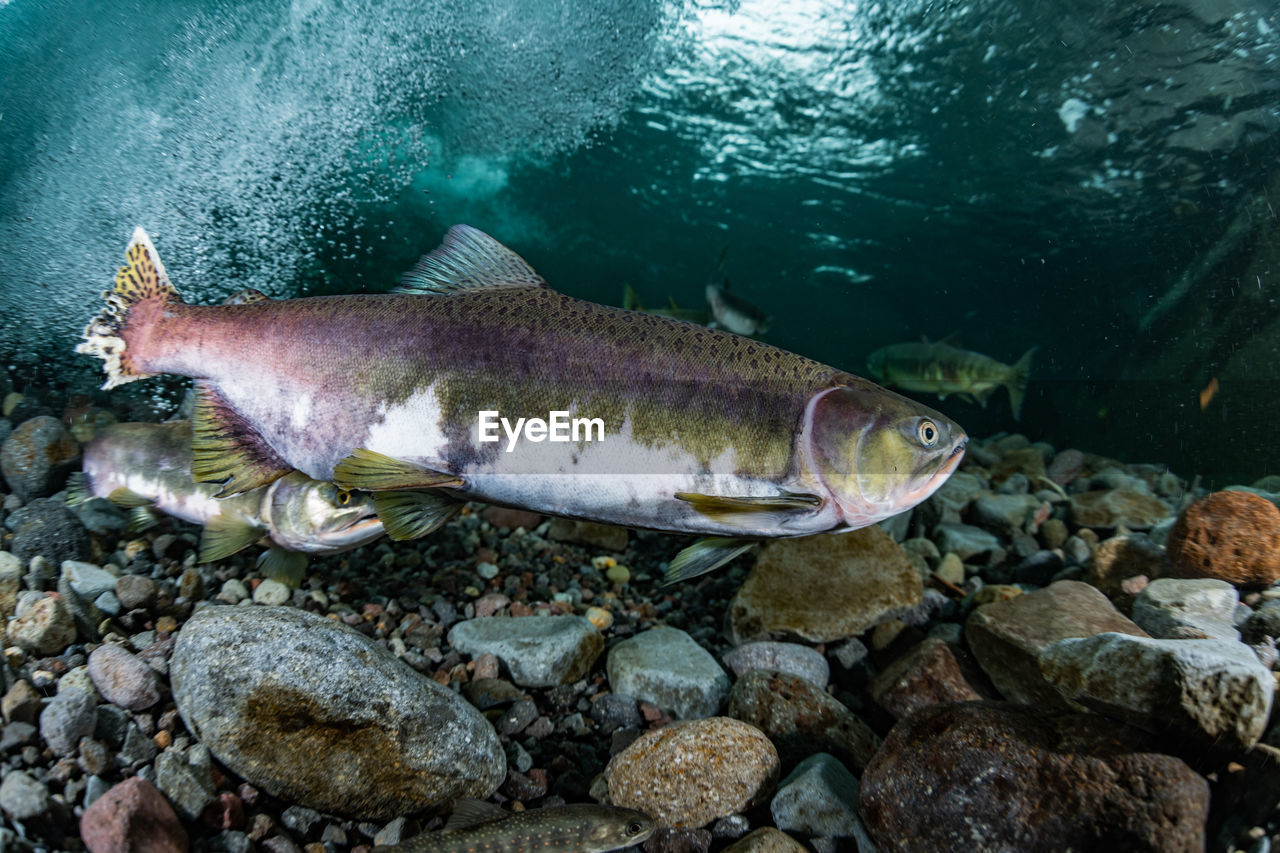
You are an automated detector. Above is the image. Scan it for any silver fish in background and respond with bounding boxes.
[621,283,710,325]
[376,799,655,853]
[69,421,384,585]
[705,246,771,336]
[866,339,1037,420]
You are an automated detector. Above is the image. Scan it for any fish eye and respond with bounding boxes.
[626,821,646,836]
[917,419,939,447]
[336,490,352,506]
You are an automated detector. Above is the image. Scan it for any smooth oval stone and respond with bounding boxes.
[170,605,504,819]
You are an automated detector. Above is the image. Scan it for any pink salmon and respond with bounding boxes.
[78,225,967,581]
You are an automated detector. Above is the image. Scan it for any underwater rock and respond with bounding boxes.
[990,447,1047,484]
[721,828,808,852]
[1084,533,1163,606]
[1241,603,1280,646]
[726,528,921,645]
[154,749,215,821]
[9,592,77,655]
[79,777,187,853]
[1068,489,1171,530]
[606,626,730,719]
[0,770,50,821]
[769,753,861,840]
[726,669,879,772]
[1038,632,1274,751]
[969,493,1041,534]
[919,471,986,526]
[448,614,603,688]
[1047,449,1086,486]
[1130,578,1239,641]
[0,415,79,501]
[858,702,1209,852]
[965,580,1148,709]
[545,517,629,551]
[721,641,829,688]
[931,523,1003,561]
[39,686,96,757]
[869,637,984,720]
[8,498,91,567]
[1164,491,1280,587]
[480,505,544,530]
[605,717,778,828]
[88,644,162,711]
[170,605,504,819]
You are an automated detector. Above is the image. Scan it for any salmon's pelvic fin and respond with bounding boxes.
[191,382,293,497]
[76,228,184,390]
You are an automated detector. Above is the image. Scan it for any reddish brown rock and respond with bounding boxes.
[80,777,188,853]
[1164,491,1280,587]
[965,580,1148,709]
[480,506,544,531]
[858,702,1209,853]
[1085,533,1164,607]
[869,638,984,719]
[726,669,879,772]
[1069,489,1171,530]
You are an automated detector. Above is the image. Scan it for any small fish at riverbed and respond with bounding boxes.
[375,800,655,853]
[866,338,1037,420]
[621,283,710,325]
[705,246,770,336]
[78,226,965,583]
[68,421,383,586]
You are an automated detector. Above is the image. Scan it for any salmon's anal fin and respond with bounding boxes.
[75,228,183,390]
[674,490,822,525]
[191,381,293,497]
[394,225,547,294]
[199,514,265,562]
[126,506,160,535]
[333,448,465,492]
[664,537,757,585]
[373,490,463,541]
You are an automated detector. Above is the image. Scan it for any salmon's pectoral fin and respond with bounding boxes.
[64,472,93,507]
[333,448,465,492]
[444,798,510,831]
[674,491,822,525]
[106,486,155,508]
[126,506,160,535]
[257,547,308,589]
[199,514,265,562]
[373,490,463,541]
[665,537,757,585]
[192,382,293,498]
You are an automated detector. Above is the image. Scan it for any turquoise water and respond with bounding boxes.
[2,0,1278,480]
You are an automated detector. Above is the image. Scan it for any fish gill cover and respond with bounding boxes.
[2,0,1279,478]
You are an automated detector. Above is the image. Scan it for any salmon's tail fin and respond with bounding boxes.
[76,228,183,390]
[1006,346,1038,421]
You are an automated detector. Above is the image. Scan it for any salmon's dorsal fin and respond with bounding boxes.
[394,225,547,295]
[623,283,645,311]
[199,514,265,562]
[221,288,270,306]
[333,448,466,492]
[444,798,509,832]
[191,382,294,497]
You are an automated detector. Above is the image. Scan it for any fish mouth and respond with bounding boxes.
[897,436,967,508]
[313,517,386,551]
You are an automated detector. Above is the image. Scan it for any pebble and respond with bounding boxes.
[1164,491,1280,586]
[931,523,1003,561]
[170,605,504,819]
[1242,604,1280,645]
[116,574,159,610]
[727,528,922,644]
[545,517,629,551]
[1039,632,1275,751]
[965,580,1148,709]
[1069,489,1171,530]
[869,637,984,719]
[0,414,79,501]
[721,641,829,688]
[8,592,77,654]
[722,828,809,852]
[970,493,1041,534]
[858,701,1209,852]
[585,606,613,630]
[1131,577,1240,641]
[480,505,544,530]
[155,748,217,820]
[448,614,603,687]
[62,560,119,601]
[252,579,291,606]
[0,769,50,820]
[607,626,731,719]
[769,753,862,839]
[2,678,43,724]
[1084,533,1163,602]
[1047,449,1085,485]
[726,669,879,772]
[39,686,97,756]
[1039,517,1069,549]
[79,777,187,853]
[217,578,249,605]
[590,692,642,733]
[606,564,631,584]
[935,552,965,586]
[605,717,778,828]
[88,643,162,710]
